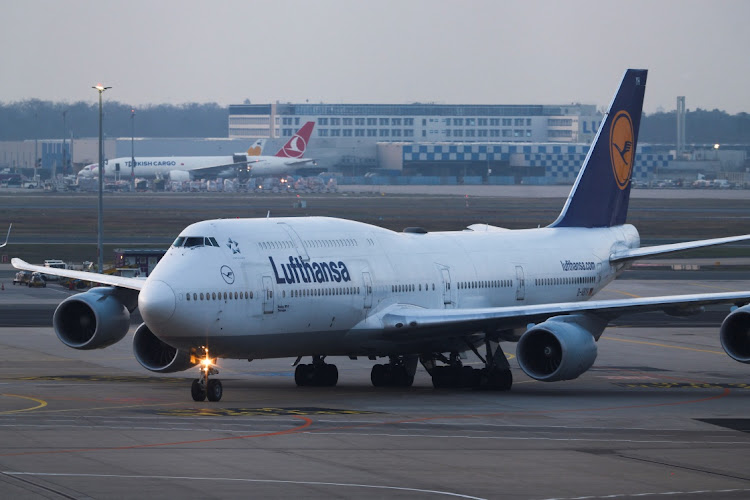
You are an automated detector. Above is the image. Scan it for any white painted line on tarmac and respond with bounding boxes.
[1,472,487,499]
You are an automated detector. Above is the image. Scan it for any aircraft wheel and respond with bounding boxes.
[206,379,223,402]
[371,364,386,387]
[191,379,206,401]
[294,364,310,386]
[324,364,338,386]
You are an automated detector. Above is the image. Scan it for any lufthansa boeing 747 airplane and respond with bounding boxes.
[13,70,750,402]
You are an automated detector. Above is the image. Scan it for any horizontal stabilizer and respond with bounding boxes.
[610,234,750,262]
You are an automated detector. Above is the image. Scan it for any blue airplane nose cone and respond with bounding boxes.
[139,280,176,326]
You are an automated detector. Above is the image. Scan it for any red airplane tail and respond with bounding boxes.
[275,122,315,158]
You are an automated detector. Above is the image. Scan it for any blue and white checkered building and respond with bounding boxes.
[401,143,671,183]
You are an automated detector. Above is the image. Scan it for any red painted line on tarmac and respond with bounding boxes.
[0,415,313,457]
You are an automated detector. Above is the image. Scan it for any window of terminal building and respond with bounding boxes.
[490,118,499,126]
[379,129,390,137]
[343,129,352,137]
[331,118,340,126]
[502,118,512,126]
[379,118,389,126]
[514,118,524,126]
[355,118,365,126]
[282,128,293,136]
[453,118,463,126]
[453,130,463,137]
[466,130,475,137]
[502,130,512,137]
[466,118,476,126]
[392,118,401,126]
[343,118,352,125]
[404,130,414,137]
[367,129,377,137]
[392,129,401,137]
[319,129,329,137]
[295,117,300,125]
[478,130,488,137]
[282,117,292,125]
[331,129,341,136]
[355,129,365,136]
[367,118,377,126]
[478,118,487,126]
[514,130,522,137]
[404,118,414,126]
[526,130,532,137]
[490,130,499,137]
[319,117,328,125]
[422,119,427,126]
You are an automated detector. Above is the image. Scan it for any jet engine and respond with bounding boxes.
[720,304,750,364]
[516,315,603,382]
[133,323,195,373]
[53,287,135,350]
[168,170,190,182]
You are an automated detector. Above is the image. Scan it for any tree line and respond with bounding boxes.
[1,99,750,144]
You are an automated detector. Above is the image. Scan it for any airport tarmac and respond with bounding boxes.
[1,278,749,499]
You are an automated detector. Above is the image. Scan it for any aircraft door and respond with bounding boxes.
[515,265,525,301]
[279,223,310,262]
[440,268,453,308]
[262,275,274,314]
[362,272,373,309]
[597,263,603,283]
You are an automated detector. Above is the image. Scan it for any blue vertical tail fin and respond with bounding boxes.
[549,69,647,228]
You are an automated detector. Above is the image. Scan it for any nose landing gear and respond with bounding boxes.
[191,349,222,402]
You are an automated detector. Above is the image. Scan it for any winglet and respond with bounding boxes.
[0,223,11,248]
[275,122,315,158]
[549,69,647,228]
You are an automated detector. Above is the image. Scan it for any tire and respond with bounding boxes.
[294,364,310,386]
[206,379,223,402]
[324,364,338,387]
[191,379,206,401]
[371,364,386,387]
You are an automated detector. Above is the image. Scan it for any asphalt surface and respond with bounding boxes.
[1,278,749,499]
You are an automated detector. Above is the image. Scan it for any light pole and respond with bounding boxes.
[93,84,111,273]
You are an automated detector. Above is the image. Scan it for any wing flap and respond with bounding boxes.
[11,258,145,291]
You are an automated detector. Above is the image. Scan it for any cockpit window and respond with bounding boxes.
[209,237,219,247]
[172,236,185,247]
[184,237,205,248]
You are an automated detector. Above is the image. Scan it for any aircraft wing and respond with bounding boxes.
[284,158,316,167]
[610,234,750,262]
[359,291,750,340]
[0,224,10,248]
[11,258,145,291]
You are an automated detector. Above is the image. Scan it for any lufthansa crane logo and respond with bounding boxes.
[220,265,235,284]
[609,110,634,190]
[282,135,306,158]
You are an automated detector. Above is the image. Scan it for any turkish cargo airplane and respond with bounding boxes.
[14,70,750,402]
[78,122,315,182]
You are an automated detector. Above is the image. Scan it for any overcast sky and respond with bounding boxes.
[2,0,749,114]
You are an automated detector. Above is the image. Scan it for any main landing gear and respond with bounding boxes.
[294,356,339,387]
[370,355,417,387]
[420,339,513,391]
[191,349,223,402]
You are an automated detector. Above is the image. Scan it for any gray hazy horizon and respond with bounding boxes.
[2,0,749,114]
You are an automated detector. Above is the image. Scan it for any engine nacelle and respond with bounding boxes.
[53,287,132,350]
[720,304,750,364]
[133,323,195,373]
[168,170,190,182]
[516,315,601,382]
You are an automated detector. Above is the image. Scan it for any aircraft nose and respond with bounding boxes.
[139,280,176,326]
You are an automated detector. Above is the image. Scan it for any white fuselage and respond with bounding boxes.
[140,217,640,359]
[79,155,299,180]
